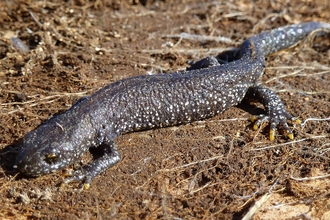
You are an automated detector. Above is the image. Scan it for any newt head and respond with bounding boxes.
[15,120,79,177]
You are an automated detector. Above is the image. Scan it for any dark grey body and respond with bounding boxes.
[15,22,330,186]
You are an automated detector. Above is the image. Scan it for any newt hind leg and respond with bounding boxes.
[246,85,300,140]
[186,48,242,70]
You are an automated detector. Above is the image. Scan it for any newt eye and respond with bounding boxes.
[44,153,59,164]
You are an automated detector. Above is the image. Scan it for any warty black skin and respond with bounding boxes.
[15,22,330,187]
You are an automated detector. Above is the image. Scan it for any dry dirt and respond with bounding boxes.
[1,0,330,219]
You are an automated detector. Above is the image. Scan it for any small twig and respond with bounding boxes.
[29,11,43,28]
[156,155,224,172]
[241,178,279,220]
[160,33,236,44]
[301,117,330,127]
[1,91,90,106]
[250,135,328,151]
[242,193,271,220]
[141,47,237,55]
[290,174,330,181]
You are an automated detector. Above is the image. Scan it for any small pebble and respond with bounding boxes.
[10,37,30,53]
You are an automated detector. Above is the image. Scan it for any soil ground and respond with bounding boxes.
[1,0,330,219]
